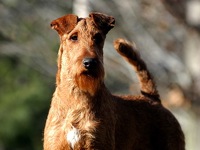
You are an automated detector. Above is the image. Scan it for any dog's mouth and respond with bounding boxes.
[82,70,99,78]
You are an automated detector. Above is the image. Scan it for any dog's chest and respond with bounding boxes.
[66,126,81,149]
[64,108,98,149]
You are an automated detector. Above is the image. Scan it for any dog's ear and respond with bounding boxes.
[50,14,78,36]
[89,12,115,34]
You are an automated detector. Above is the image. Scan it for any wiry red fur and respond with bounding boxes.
[43,12,185,150]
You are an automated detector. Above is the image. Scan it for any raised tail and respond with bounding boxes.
[114,38,160,102]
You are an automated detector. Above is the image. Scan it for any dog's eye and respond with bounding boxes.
[70,34,78,41]
[93,33,103,44]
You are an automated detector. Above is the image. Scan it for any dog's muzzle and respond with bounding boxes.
[82,58,101,77]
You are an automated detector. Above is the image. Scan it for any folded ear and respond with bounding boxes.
[50,14,78,36]
[89,12,115,34]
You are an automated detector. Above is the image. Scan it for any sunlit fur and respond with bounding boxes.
[44,12,185,150]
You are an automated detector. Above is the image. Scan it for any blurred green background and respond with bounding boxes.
[1,0,200,149]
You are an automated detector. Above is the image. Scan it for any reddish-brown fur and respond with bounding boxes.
[43,12,185,150]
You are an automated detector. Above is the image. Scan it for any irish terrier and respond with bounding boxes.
[43,12,185,150]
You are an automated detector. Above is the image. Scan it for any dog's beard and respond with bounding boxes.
[75,67,104,96]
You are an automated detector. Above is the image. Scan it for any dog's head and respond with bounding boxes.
[51,12,115,95]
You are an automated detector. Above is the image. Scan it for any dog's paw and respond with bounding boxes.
[113,38,138,59]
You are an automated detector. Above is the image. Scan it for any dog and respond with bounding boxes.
[43,12,185,150]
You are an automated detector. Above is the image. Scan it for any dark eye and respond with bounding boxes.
[93,33,103,44]
[70,34,78,41]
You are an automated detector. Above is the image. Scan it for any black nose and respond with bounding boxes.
[83,58,98,70]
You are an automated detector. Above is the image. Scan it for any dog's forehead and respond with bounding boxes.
[73,17,99,34]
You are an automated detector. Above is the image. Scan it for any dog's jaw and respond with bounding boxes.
[66,126,81,149]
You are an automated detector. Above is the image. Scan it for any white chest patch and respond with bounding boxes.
[66,126,80,149]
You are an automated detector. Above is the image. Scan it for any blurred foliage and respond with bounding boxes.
[0,0,60,149]
[0,55,54,149]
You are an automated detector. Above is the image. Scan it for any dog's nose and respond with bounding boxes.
[83,58,98,70]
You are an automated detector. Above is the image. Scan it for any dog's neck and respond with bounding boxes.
[56,80,110,104]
